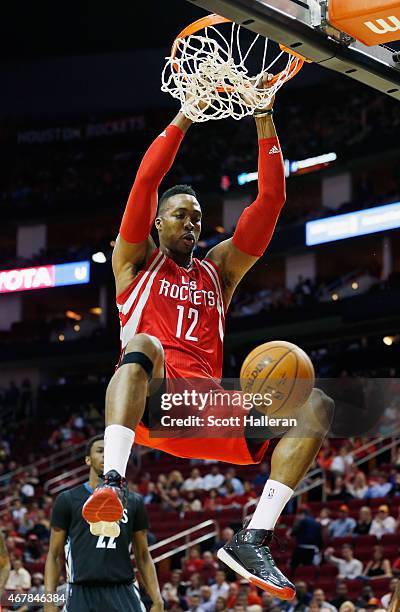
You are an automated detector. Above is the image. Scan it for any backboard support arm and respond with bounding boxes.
[186,0,400,99]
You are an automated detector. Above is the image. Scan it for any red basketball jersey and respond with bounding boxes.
[116,249,226,379]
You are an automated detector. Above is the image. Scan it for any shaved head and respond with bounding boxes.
[158,184,198,216]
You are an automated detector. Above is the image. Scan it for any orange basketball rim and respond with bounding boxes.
[170,13,312,92]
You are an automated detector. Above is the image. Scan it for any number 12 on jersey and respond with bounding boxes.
[175,305,199,342]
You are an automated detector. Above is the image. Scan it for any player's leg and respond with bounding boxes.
[66,585,95,612]
[105,584,144,612]
[218,388,334,600]
[82,333,164,529]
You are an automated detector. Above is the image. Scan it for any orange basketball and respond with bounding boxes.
[240,340,315,417]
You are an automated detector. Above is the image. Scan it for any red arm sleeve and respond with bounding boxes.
[119,124,185,244]
[232,136,286,257]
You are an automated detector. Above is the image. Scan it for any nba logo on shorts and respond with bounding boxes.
[267,488,275,498]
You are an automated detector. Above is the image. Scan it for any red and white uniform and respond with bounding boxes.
[113,125,285,464]
[117,248,225,379]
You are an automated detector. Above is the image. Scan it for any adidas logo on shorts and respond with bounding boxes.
[269,145,280,155]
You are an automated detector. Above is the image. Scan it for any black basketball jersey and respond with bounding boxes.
[51,482,148,585]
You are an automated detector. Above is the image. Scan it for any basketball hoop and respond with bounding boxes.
[161,13,311,122]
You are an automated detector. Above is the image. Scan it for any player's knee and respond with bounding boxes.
[125,334,164,363]
[123,334,164,381]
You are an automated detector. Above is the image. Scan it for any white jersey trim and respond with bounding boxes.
[200,259,224,342]
[118,250,164,316]
[121,253,166,348]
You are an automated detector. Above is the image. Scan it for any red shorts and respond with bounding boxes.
[135,364,270,466]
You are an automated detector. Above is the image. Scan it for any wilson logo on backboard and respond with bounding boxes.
[364,16,400,35]
[328,0,400,46]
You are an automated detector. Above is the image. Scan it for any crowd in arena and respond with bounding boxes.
[1,411,400,610]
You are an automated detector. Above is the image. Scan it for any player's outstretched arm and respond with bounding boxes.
[132,529,164,611]
[206,83,285,307]
[44,527,66,612]
[112,112,192,296]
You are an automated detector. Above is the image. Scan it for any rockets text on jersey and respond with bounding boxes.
[116,249,225,379]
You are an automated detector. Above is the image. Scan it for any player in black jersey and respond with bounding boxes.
[44,435,163,612]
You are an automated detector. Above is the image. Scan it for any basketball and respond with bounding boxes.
[240,340,315,417]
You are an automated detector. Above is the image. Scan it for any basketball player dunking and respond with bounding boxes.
[82,79,334,599]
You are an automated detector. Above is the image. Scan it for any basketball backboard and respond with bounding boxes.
[186,0,400,100]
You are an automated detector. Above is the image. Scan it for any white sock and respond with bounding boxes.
[247,479,293,530]
[104,424,135,477]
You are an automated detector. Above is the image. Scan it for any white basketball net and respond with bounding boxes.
[161,22,301,122]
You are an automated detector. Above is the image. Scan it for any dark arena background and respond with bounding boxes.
[1,1,400,611]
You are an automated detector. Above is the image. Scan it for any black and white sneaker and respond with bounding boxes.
[82,470,128,537]
[217,529,295,600]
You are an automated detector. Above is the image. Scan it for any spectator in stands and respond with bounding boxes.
[187,593,206,612]
[317,440,333,472]
[21,571,45,610]
[381,577,399,609]
[200,585,215,612]
[138,472,152,495]
[316,508,332,539]
[338,603,355,612]
[221,468,244,495]
[330,583,350,610]
[5,558,31,590]
[326,476,351,502]
[390,468,400,497]
[182,468,204,492]
[324,544,363,579]
[210,570,229,601]
[203,489,220,511]
[293,581,312,607]
[214,596,227,612]
[203,465,224,491]
[29,509,50,541]
[354,506,373,535]
[328,505,356,538]
[365,597,381,610]
[19,477,35,502]
[226,583,239,608]
[232,580,262,608]
[187,573,204,597]
[252,462,269,490]
[183,491,203,512]
[161,487,184,513]
[23,534,42,563]
[143,482,161,505]
[355,585,376,609]
[369,505,397,539]
[213,527,234,552]
[12,500,27,525]
[156,474,168,493]
[200,551,218,584]
[161,568,183,601]
[330,444,354,476]
[216,483,241,509]
[364,545,392,579]
[167,470,184,490]
[233,481,257,507]
[365,472,393,498]
[183,547,205,576]
[346,471,368,499]
[290,507,323,568]
[311,588,337,612]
